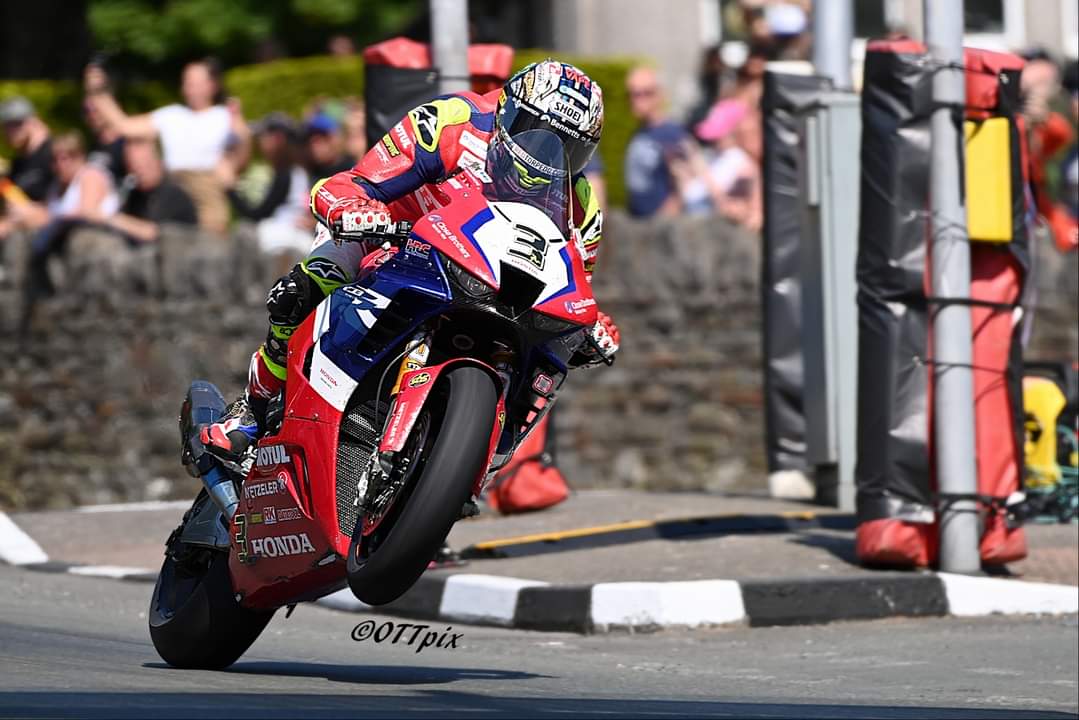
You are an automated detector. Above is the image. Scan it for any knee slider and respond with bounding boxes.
[266,265,321,327]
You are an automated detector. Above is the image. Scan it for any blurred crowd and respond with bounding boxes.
[0,57,370,298]
[1021,49,1079,252]
[622,0,1079,253]
[622,0,810,231]
[2,0,1078,301]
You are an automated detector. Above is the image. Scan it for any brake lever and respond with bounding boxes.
[332,220,413,246]
[584,332,616,367]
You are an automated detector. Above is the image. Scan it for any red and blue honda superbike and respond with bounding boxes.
[149,130,608,668]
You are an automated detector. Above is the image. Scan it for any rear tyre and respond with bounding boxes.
[149,504,275,669]
[347,366,497,605]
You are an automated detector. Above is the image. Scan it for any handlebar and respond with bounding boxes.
[332,220,414,245]
[583,332,616,367]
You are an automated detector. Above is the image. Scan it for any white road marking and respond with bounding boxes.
[440,574,548,625]
[939,573,1079,616]
[68,565,154,579]
[74,500,191,513]
[317,587,372,613]
[0,512,49,565]
[591,580,746,628]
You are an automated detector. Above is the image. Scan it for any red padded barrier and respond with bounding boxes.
[970,246,1027,563]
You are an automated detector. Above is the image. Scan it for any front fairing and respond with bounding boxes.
[407,174,597,327]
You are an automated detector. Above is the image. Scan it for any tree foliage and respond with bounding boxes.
[87,0,421,79]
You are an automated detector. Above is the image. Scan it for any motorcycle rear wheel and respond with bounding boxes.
[148,498,275,669]
[347,365,497,605]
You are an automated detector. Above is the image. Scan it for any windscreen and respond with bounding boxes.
[483,128,571,238]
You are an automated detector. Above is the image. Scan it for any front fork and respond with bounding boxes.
[359,330,435,507]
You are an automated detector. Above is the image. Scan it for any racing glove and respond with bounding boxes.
[570,311,620,367]
[325,196,392,243]
[592,311,620,359]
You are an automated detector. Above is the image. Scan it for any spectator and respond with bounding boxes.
[304,112,355,181]
[1021,49,1077,252]
[20,132,119,320]
[1057,60,1078,250]
[730,48,769,109]
[763,2,810,60]
[680,98,763,231]
[84,100,125,186]
[1,96,54,202]
[104,137,197,244]
[45,132,119,223]
[327,34,356,57]
[624,65,690,218]
[220,112,312,256]
[84,58,247,234]
[342,100,368,162]
[687,46,728,129]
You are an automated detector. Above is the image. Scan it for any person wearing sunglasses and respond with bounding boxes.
[624,65,691,219]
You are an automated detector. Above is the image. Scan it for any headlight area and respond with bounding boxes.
[441,251,496,299]
[529,310,583,335]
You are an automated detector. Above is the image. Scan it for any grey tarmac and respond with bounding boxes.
[0,564,1076,719]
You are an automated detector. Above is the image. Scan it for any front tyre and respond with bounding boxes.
[347,366,498,605]
[149,519,275,669]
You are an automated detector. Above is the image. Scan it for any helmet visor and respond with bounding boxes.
[484,128,571,237]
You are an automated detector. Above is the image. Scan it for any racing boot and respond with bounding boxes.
[202,348,282,462]
[200,392,265,463]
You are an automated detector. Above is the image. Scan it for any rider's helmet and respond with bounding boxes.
[487,60,604,199]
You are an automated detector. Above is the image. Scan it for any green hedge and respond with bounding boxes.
[3,50,639,206]
[225,55,365,120]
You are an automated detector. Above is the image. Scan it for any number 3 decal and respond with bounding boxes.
[508,225,549,270]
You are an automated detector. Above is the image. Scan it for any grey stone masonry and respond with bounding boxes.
[1,215,1074,510]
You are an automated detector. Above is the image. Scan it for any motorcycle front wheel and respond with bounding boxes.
[347,365,497,605]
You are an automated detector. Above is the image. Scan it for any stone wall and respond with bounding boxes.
[554,213,766,493]
[1,215,1075,510]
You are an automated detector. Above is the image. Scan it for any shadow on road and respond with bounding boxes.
[221,661,550,685]
[462,513,860,560]
[1,691,1075,719]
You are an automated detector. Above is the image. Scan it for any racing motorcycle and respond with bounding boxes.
[148,130,609,669]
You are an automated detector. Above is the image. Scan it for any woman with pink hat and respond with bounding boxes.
[670,98,762,232]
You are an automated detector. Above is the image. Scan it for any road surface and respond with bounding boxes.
[1,564,1075,718]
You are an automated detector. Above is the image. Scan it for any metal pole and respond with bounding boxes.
[430,0,470,95]
[924,0,980,574]
[812,0,853,89]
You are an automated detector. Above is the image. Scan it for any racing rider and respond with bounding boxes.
[203,60,620,460]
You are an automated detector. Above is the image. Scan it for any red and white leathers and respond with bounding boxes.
[245,89,608,407]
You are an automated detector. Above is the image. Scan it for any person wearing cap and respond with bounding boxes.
[1,96,55,204]
[2,97,55,253]
[219,112,313,256]
[303,111,355,182]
